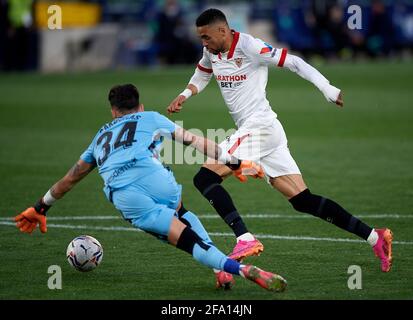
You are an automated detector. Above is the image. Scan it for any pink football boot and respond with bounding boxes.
[229,238,264,261]
[240,265,287,292]
[215,271,235,290]
[372,228,393,272]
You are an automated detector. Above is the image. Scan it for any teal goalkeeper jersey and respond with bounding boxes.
[80,111,178,190]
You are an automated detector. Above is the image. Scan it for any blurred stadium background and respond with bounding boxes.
[1,0,413,72]
[1,0,413,300]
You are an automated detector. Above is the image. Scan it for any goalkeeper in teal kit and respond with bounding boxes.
[13,84,286,292]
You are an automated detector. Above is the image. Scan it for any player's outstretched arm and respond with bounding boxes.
[282,54,344,107]
[14,159,95,234]
[167,84,198,114]
[172,128,264,182]
[167,63,213,114]
[48,159,96,199]
[335,91,344,107]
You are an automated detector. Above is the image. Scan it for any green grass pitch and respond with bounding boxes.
[0,61,412,300]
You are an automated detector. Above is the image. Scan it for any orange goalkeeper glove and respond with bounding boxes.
[232,160,265,182]
[14,199,49,234]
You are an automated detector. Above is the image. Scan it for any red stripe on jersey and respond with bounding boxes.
[218,52,222,60]
[228,134,250,155]
[227,31,240,60]
[197,64,213,73]
[277,48,288,67]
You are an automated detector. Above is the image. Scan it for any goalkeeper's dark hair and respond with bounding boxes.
[196,8,228,27]
[108,84,139,110]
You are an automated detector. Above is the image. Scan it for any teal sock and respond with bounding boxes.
[180,211,213,244]
[192,243,227,270]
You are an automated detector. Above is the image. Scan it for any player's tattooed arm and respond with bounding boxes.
[49,160,96,199]
[172,128,241,167]
[172,128,218,157]
[14,160,95,232]
[172,128,223,159]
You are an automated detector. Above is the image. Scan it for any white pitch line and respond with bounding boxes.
[1,221,412,245]
[0,221,141,232]
[1,213,413,221]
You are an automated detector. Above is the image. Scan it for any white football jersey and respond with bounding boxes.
[197,31,288,129]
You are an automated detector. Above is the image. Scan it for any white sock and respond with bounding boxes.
[237,233,255,242]
[367,229,379,246]
[213,269,220,274]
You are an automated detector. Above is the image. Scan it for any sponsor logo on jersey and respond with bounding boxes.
[235,57,243,68]
[260,42,273,54]
[216,74,247,88]
[271,48,277,57]
[106,158,138,185]
[216,74,247,81]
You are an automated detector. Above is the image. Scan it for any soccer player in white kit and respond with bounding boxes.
[167,9,393,288]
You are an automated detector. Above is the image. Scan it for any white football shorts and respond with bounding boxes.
[219,118,301,180]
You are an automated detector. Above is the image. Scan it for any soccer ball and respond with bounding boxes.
[66,235,103,272]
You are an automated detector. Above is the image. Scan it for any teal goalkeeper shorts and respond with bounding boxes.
[111,168,182,238]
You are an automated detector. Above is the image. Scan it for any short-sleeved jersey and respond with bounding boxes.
[80,111,178,191]
[197,31,288,129]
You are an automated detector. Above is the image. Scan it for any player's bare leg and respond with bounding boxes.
[201,161,233,179]
[269,174,393,272]
[167,216,187,246]
[268,174,307,198]
[193,161,264,261]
